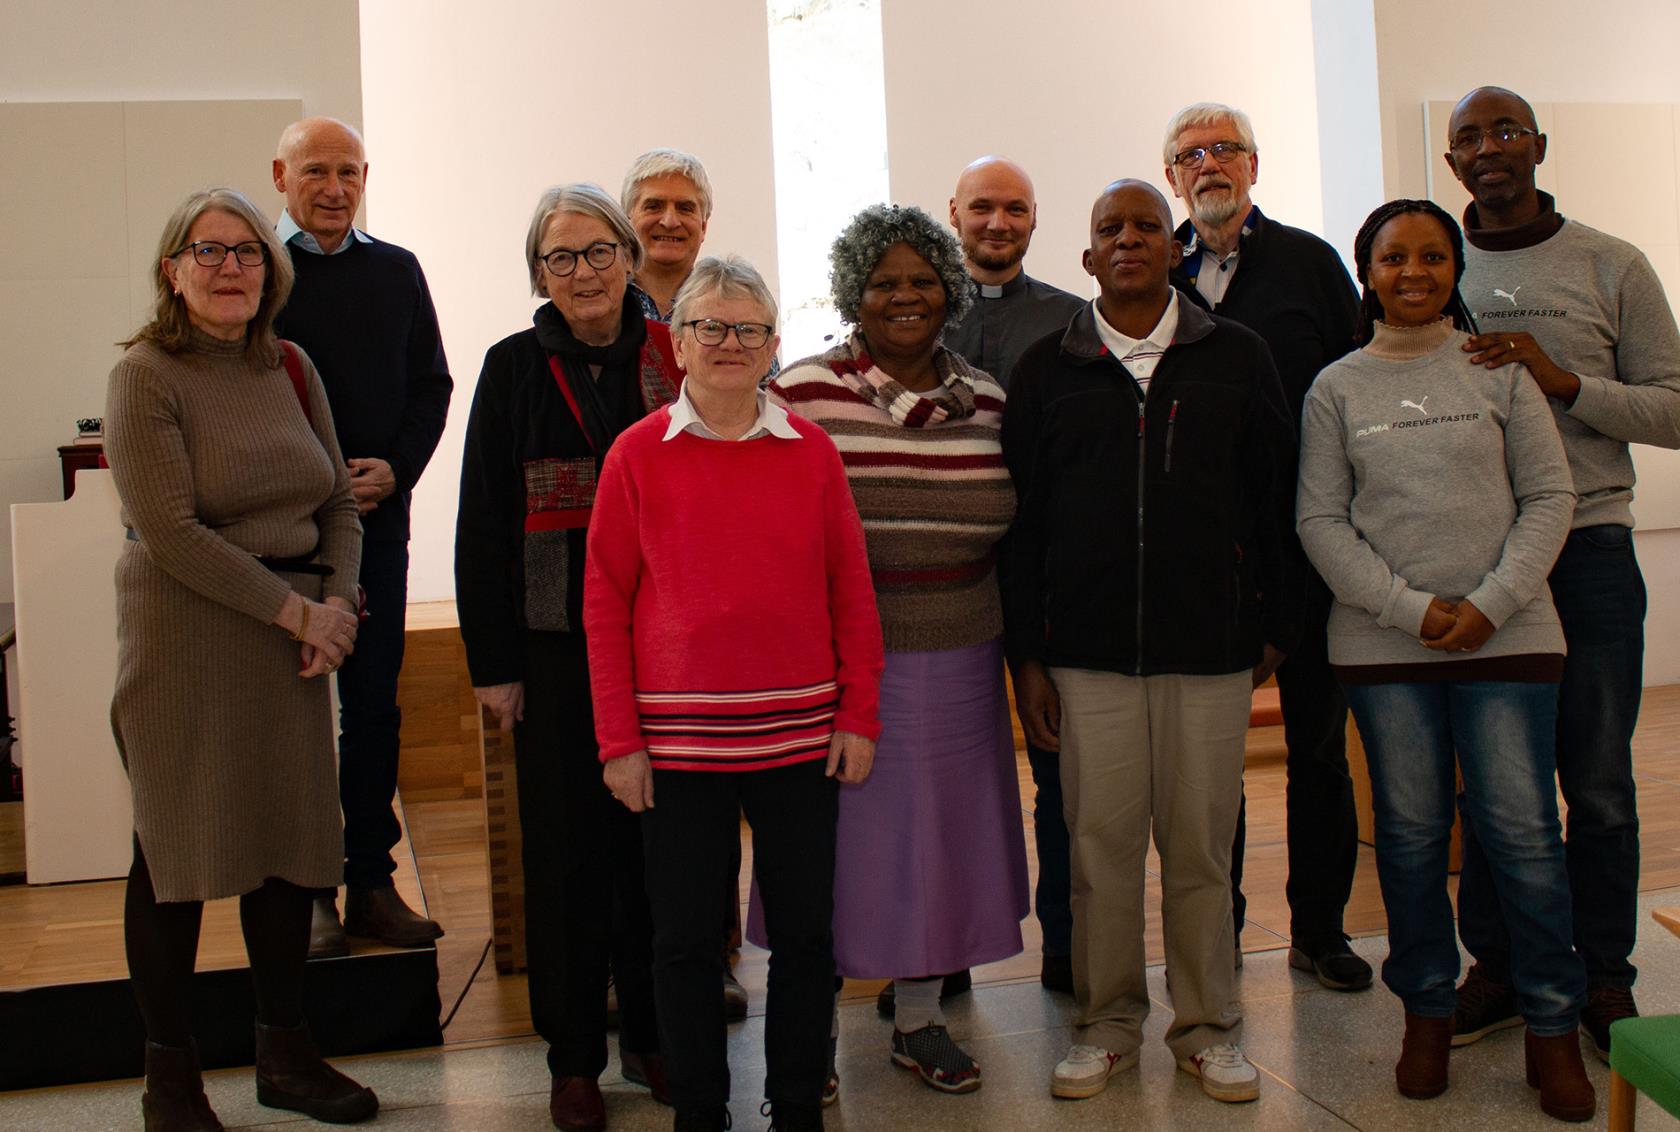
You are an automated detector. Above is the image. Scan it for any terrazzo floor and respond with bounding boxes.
[11,890,1680,1131]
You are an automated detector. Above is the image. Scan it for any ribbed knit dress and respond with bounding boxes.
[763,335,1030,978]
[104,330,362,902]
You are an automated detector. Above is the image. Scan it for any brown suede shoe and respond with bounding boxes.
[1395,1012,1452,1099]
[344,885,444,948]
[1525,1029,1596,1122]
[549,1075,606,1132]
[308,894,349,960]
[620,1049,671,1105]
[254,1021,377,1123]
[141,1041,224,1131]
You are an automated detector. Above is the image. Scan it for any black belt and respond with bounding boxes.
[125,528,334,577]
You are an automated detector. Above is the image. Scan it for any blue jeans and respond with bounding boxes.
[1345,679,1584,1035]
[1458,525,1646,989]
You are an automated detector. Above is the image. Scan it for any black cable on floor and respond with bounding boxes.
[440,937,493,1031]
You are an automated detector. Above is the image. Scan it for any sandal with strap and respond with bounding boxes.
[891,1024,981,1094]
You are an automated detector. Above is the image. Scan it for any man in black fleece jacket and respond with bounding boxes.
[1163,101,1367,993]
[272,117,453,954]
[1002,179,1299,1106]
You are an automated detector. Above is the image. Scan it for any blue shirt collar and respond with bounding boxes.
[277,209,372,255]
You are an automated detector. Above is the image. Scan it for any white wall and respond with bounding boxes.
[879,0,1333,299]
[1374,0,1680,684]
[358,0,782,603]
[0,1,363,602]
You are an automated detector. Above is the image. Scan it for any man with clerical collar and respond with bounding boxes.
[1002,179,1299,1105]
[1442,84,1680,1062]
[1162,102,1368,994]
[942,156,1086,390]
[271,116,454,956]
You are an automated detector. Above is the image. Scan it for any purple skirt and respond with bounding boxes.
[748,639,1029,978]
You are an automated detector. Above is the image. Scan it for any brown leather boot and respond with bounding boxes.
[549,1075,606,1131]
[254,1021,378,1123]
[1395,1012,1452,1099]
[344,885,444,947]
[308,894,349,960]
[141,1041,224,1131]
[1525,1029,1596,1122]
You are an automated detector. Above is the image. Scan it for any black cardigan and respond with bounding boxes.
[999,297,1303,676]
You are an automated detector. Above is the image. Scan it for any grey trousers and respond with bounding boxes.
[1051,667,1249,1058]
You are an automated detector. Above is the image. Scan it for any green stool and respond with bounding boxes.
[1609,1015,1680,1130]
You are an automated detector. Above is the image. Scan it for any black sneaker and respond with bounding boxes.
[1451,963,1523,1047]
[890,1025,981,1094]
[1581,984,1637,1064]
[1288,937,1373,992]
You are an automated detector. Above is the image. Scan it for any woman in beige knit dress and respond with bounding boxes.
[105,187,375,1131]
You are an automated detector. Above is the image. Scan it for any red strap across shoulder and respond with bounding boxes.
[278,340,312,425]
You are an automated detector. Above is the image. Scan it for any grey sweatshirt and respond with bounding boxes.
[1297,328,1575,666]
[1462,220,1680,529]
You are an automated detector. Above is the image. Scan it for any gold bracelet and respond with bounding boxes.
[290,602,310,642]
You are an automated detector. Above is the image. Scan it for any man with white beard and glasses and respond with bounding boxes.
[1163,102,1367,994]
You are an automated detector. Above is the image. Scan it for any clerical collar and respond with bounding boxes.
[972,270,1028,301]
[1462,190,1564,252]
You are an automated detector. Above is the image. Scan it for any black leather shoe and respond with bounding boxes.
[723,968,749,1022]
[308,894,348,960]
[344,885,444,948]
[549,1075,605,1131]
[1289,938,1373,992]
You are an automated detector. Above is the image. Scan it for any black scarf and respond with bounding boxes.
[533,300,649,452]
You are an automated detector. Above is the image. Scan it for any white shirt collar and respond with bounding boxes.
[1091,287,1180,360]
[277,209,372,255]
[662,380,801,442]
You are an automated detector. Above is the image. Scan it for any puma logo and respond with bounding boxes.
[1493,286,1522,305]
[1400,397,1429,415]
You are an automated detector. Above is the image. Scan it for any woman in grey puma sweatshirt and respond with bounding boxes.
[1296,199,1593,1120]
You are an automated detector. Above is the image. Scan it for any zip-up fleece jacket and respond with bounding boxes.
[999,297,1303,676]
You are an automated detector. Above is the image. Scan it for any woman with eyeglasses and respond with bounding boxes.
[764,204,1029,1099]
[455,182,681,1132]
[105,187,374,1129]
[585,255,883,1132]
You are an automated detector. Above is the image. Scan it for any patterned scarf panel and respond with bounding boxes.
[823,332,978,427]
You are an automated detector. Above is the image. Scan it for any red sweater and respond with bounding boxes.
[584,407,884,771]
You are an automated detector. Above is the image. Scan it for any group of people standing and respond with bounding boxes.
[100,83,1678,1132]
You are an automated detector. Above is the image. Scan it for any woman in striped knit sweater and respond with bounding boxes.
[766,204,1030,1096]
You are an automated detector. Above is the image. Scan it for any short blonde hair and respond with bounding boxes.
[523,182,643,297]
[1162,102,1258,166]
[124,187,294,362]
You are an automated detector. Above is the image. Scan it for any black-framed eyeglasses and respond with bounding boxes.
[1172,141,1248,169]
[540,241,620,278]
[1449,125,1539,153]
[682,319,773,348]
[173,240,268,267]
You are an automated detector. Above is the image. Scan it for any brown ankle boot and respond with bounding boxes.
[1396,1012,1452,1098]
[141,1041,224,1131]
[254,1021,378,1123]
[1525,1029,1596,1122]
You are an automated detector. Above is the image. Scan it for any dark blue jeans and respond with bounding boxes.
[1347,679,1583,1034]
[337,538,408,889]
[1028,742,1071,957]
[1458,524,1646,989]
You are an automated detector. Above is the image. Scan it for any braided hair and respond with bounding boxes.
[1350,198,1479,345]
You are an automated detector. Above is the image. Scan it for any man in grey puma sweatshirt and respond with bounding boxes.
[1442,85,1680,1059]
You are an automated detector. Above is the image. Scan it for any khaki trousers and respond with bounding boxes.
[1051,667,1249,1058]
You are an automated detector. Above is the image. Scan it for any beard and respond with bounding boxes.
[963,235,1027,273]
[1189,181,1245,228]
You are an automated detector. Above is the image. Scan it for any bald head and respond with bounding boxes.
[1084,179,1181,320]
[1092,179,1173,230]
[950,155,1039,285]
[273,117,367,252]
[1449,86,1538,134]
[1443,86,1547,223]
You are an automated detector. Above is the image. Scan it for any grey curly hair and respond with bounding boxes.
[829,203,973,327]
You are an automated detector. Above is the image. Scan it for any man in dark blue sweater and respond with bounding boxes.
[271,117,453,955]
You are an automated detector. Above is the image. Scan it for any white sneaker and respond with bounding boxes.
[1178,1043,1260,1102]
[1050,1043,1138,1099]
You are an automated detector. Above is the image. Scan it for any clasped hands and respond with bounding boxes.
[1419,596,1494,654]
[274,590,359,678]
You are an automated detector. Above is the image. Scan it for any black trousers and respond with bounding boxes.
[516,631,657,1078]
[643,760,837,1110]
[1231,574,1357,949]
[336,537,408,889]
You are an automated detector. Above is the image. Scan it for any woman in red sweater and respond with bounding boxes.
[584,255,884,1132]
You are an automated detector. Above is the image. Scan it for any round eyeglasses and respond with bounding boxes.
[1172,141,1248,169]
[682,319,773,348]
[174,240,268,268]
[541,241,620,278]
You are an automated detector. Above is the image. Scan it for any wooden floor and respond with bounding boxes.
[422,683,1680,1048]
